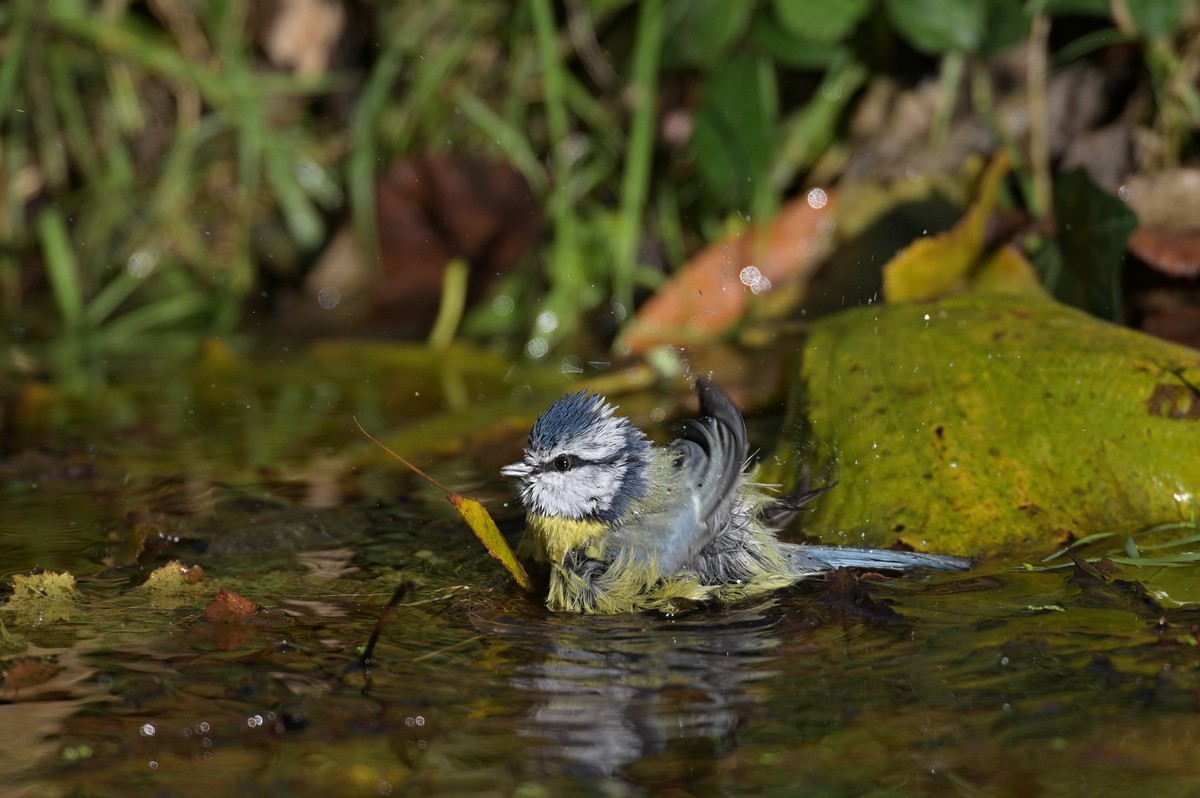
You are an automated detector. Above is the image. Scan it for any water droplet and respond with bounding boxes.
[535,310,559,334]
[491,295,514,316]
[127,250,157,279]
[524,338,549,359]
[317,286,340,310]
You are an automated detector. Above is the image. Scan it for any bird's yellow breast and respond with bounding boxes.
[521,514,608,566]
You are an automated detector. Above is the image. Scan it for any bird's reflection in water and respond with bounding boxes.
[473,597,817,784]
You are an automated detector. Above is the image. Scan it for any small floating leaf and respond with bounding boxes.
[202,588,264,622]
[6,572,79,623]
[142,561,205,596]
[10,572,78,603]
[1025,605,1066,613]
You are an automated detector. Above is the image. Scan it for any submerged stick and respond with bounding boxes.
[358,579,416,674]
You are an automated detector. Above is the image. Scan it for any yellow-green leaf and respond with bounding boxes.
[882,151,1013,302]
[447,494,533,592]
[787,293,1200,554]
[10,572,78,602]
[6,571,79,624]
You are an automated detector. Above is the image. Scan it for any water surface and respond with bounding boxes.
[3,344,1199,796]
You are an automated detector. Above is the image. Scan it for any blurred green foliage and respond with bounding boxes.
[1,0,1197,382]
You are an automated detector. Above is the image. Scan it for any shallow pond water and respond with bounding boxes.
[3,343,1200,797]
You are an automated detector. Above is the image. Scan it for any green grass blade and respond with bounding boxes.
[0,0,34,117]
[92,291,210,346]
[348,33,406,271]
[265,139,324,250]
[37,209,85,331]
[530,0,584,344]
[613,0,663,315]
[427,258,470,351]
[84,265,146,328]
[456,90,547,193]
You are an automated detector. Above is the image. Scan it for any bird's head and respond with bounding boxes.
[501,391,651,523]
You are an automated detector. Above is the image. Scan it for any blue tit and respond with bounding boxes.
[502,379,970,614]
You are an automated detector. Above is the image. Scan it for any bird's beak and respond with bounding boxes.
[500,460,533,480]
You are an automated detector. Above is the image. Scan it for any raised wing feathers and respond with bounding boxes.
[609,379,750,576]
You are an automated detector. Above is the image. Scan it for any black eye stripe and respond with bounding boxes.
[537,453,621,473]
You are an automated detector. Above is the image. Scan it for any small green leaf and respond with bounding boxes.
[1038,168,1139,321]
[773,0,872,44]
[662,0,755,67]
[689,55,777,208]
[981,0,1031,54]
[9,571,78,602]
[1126,0,1185,39]
[749,12,846,69]
[885,0,986,54]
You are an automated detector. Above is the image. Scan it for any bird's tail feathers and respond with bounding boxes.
[783,543,970,573]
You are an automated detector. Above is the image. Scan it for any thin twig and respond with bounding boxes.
[352,416,452,496]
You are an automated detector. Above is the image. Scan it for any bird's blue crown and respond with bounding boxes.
[528,391,617,450]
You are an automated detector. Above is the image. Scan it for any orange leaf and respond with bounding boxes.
[203,588,264,622]
[618,189,837,354]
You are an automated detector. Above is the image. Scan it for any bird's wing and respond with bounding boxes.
[616,379,749,576]
[783,543,970,573]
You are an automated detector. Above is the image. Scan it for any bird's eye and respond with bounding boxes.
[553,455,572,472]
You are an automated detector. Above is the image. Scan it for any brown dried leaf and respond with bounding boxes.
[1129,227,1200,279]
[203,588,265,622]
[259,0,346,77]
[1120,169,1200,232]
[0,657,61,692]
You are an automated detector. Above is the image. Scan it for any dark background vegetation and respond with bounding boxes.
[3,0,1198,384]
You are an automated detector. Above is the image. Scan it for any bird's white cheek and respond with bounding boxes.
[524,472,612,520]
[526,478,572,518]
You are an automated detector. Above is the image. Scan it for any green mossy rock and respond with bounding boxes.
[791,293,1200,554]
